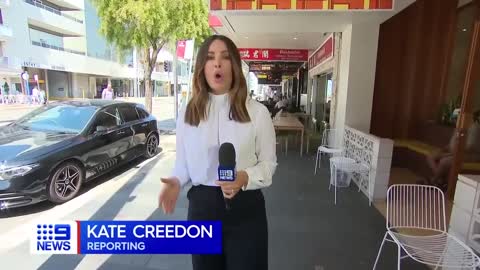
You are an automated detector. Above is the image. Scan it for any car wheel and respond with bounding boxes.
[47,161,84,204]
[144,133,159,158]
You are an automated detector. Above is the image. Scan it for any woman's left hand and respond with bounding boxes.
[216,170,249,199]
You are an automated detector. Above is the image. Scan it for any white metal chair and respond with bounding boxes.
[329,151,372,205]
[329,155,356,205]
[347,144,373,206]
[373,184,480,270]
[353,161,372,206]
[315,128,343,175]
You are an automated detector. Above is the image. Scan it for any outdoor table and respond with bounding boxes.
[273,116,305,156]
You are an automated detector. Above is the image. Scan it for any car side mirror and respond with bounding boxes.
[95,126,108,134]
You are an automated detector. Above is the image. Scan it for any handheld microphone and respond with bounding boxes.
[218,142,236,210]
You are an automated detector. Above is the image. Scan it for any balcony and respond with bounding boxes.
[46,0,82,10]
[0,0,10,7]
[24,0,83,24]
[32,40,85,56]
[0,24,13,41]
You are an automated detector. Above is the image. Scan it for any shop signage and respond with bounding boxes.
[250,62,302,73]
[177,40,194,60]
[51,65,66,71]
[239,48,308,62]
[308,35,334,70]
[22,61,39,68]
[256,72,283,85]
[210,0,393,10]
[22,61,49,69]
[177,40,186,59]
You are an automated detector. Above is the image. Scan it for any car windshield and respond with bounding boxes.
[15,104,97,133]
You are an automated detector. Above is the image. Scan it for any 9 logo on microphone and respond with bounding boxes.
[219,169,235,181]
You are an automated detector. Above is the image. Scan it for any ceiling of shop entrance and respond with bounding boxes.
[211,0,416,51]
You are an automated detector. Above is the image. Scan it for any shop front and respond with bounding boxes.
[307,33,336,132]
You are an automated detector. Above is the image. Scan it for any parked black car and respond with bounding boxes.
[0,100,159,209]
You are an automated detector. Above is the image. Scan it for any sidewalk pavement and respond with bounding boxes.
[0,135,191,270]
[0,104,41,123]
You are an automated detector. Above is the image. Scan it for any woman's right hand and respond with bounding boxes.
[158,177,181,214]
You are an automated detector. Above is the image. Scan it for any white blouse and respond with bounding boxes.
[171,92,277,190]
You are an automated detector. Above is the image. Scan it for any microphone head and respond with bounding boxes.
[219,142,236,167]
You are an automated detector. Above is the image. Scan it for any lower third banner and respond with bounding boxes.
[32,220,222,254]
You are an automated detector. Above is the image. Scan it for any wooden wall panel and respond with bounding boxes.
[370,0,459,140]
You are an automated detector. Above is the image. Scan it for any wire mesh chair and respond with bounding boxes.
[346,144,373,206]
[354,162,372,206]
[373,184,480,270]
[329,151,372,206]
[315,128,343,175]
[329,155,356,205]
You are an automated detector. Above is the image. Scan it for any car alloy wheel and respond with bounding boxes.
[145,134,159,158]
[48,162,84,203]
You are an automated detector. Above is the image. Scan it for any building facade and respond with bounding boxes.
[0,0,186,100]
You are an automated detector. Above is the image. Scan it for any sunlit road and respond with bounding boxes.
[0,97,196,270]
[0,134,196,270]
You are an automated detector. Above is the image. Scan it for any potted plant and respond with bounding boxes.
[438,95,462,126]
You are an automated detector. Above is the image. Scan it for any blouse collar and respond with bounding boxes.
[209,92,229,105]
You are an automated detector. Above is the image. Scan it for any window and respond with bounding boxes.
[17,104,97,133]
[29,28,64,48]
[91,107,122,132]
[136,107,149,119]
[118,105,140,123]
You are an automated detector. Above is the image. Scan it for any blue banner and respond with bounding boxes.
[78,221,222,254]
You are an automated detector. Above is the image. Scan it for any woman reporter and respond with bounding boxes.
[158,35,277,270]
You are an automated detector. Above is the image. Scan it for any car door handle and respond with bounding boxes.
[141,123,148,127]
[117,131,126,135]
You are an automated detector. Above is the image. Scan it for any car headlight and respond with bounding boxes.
[0,164,39,181]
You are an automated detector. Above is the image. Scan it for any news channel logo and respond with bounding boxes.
[219,169,235,181]
[30,221,78,254]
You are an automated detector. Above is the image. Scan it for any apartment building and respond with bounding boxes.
[0,0,187,100]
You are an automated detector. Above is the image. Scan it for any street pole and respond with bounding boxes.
[174,41,179,121]
[186,38,195,102]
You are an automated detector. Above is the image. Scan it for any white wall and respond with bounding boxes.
[64,36,87,53]
[345,23,379,133]
[72,73,89,98]
[335,25,352,135]
[335,22,379,134]
[88,76,96,98]
[48,70,69,98]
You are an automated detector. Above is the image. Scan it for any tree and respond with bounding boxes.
[92,0,211,112]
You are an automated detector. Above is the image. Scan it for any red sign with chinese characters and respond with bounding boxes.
[238,48,308,62]
[308,35,334,70]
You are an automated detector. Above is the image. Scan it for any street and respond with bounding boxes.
[0,97,177,131]
[0,97,194,270]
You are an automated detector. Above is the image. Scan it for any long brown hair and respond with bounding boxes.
[185,35,250,126]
